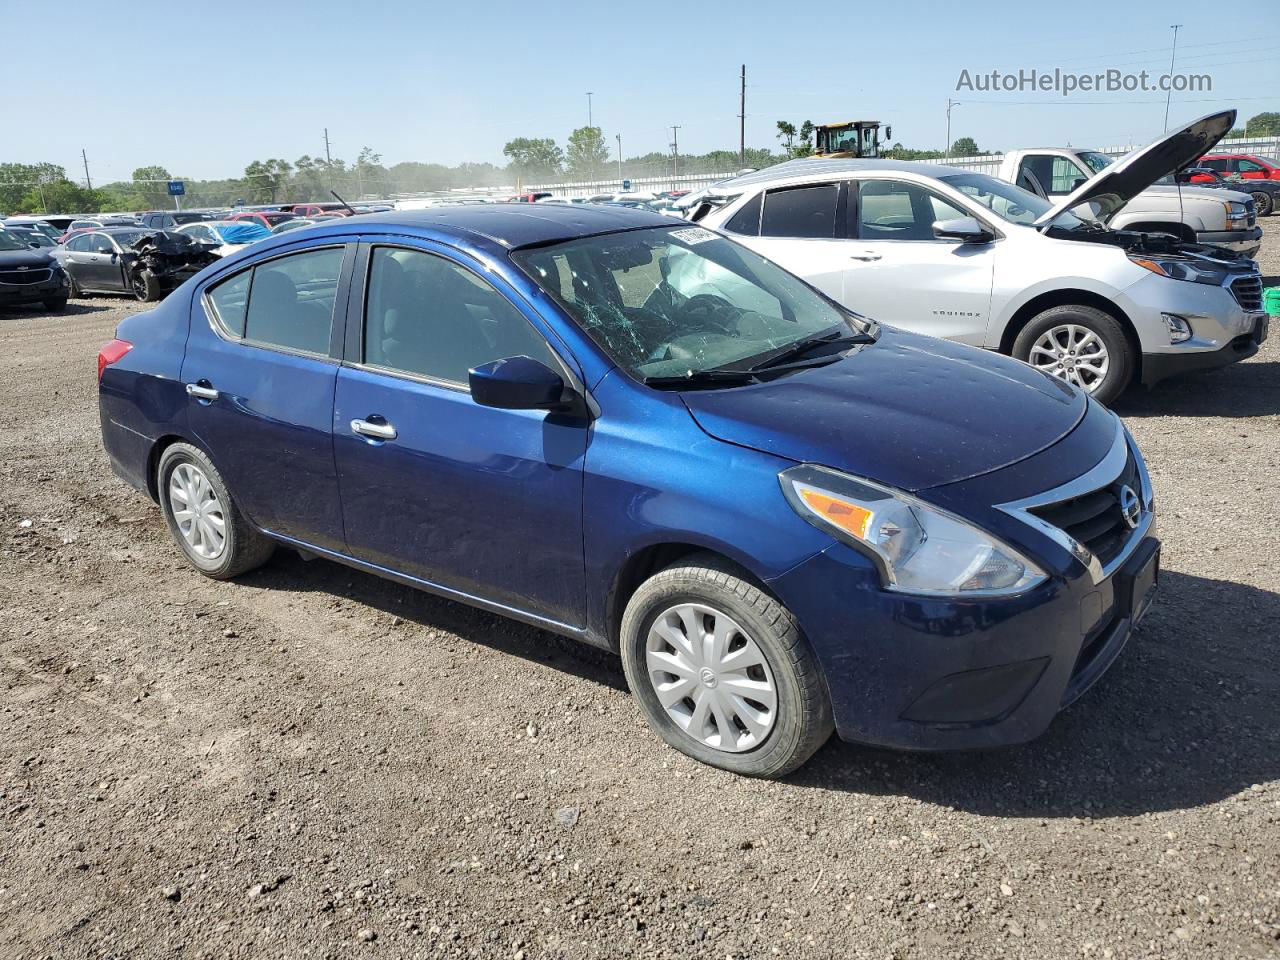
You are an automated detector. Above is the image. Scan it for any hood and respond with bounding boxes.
[1034,109,1235,227]
[680,329,1086,492]
[0,247,55,269]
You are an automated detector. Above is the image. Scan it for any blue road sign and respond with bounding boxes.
[167,180,185,197]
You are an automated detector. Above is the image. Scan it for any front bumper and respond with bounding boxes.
[1196,226,1262,257]
[767,414,1159,751]
[1143,312,1268,385]
[0,272,67,305]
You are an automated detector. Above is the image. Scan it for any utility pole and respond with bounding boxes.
[738,65,747,167]
[81,149,92,190]
[586,92,594,129]
[1163,24,1182,132]
[616,134,623,185]
[944,99,962,158]
[670,125,681,180]
[324,127,332,166]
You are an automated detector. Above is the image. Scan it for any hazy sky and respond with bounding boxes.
[18,0,1280,184]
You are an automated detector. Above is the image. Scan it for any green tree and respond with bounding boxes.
[352,146,387,198]
[0,163,67,215]
[502,137,563,183]
[949,137,980,157]
[775,121,797,153]
[244,159,293,203]
[1244,112,1280,137]
[776,120,815,158]
[565,126,610,179]
[131,165,173,209]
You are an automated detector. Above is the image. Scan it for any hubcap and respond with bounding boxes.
[644,603,777,753]
[168,462,226,560]
[1029,324,1110,392]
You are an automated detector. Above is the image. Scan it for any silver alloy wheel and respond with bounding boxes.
[644,603,778,753]
[168,462,227,560]
[1029,323,1110,392]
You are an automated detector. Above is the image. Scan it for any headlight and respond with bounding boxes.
[1224,200,1249,224]
[1128,255,1227,285]
[779,465,1046,596]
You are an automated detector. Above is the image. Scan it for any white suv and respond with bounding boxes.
[692,111,1267,403]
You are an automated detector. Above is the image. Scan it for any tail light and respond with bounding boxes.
[97,339,133,382]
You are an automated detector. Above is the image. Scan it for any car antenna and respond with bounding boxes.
[330,190,358,216]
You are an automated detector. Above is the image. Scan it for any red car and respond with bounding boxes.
[287,203,351,218]
[506,192,552,203]
[1193,154,1280,182]
[228,211,298,230]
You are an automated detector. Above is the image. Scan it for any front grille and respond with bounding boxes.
[1028,452,1141,569]
[1243,199,1256,228]
[1231,274,1263,312]
[0,268,52,285]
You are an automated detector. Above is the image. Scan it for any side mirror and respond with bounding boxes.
[29,241,41,249]
[1173,169,1194,184]
[469,355,565,410]
[932,217,994,244]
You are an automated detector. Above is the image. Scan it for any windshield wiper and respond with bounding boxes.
[746,330,874,372]
[642,369,759,389]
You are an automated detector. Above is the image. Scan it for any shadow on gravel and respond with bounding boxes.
[0,301,115,319]
[241,549,629,693]
[794,570,1280,818]
[1115,360,1280,418]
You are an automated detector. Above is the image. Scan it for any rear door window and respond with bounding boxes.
[760,184,839,238]
[243,247,345,354]
[723,193,762,236]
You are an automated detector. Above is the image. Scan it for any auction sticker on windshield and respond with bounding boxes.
[669,227,718,245]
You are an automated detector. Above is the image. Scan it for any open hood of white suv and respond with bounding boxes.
[1033,110,1236,227]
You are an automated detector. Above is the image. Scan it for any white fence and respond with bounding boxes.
[524,170,740,198]
[925,135,1280,174]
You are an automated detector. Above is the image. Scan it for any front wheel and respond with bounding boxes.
[620,553,833,778]
[157,443,275,579]
[132,269,162,302]
[1250,191,1273,217]
[1012,305,1134,405]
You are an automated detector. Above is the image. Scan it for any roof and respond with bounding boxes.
[342,202,674,250]
[716,157,978,191]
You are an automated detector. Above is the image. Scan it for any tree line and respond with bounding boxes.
[3,111,1276,215]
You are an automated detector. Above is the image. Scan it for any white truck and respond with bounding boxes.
[991,147,1261,257]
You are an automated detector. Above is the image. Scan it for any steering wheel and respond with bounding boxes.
[674,294,740,334]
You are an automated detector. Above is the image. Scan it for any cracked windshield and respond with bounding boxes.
[514,226,874,382]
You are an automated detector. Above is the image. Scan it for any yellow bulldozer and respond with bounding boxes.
[813,120,890,159]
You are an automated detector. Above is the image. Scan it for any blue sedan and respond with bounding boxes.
[97,205,1159,777]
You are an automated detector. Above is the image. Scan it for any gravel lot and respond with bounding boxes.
[1,232,1277,960]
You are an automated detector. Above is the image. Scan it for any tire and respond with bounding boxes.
[620,553,833,778]
[132,269,162,302]
[1250,191,1273,217]
[1012,304,1134,406]
[43,296,68,312]
[65,271,81,299]
[157,442,275,579]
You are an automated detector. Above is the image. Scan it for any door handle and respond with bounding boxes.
[186,383,219,401]
[849,251,882,261]
[351,418,397,441]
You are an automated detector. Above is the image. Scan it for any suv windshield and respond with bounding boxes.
[513,226,873,381]
[939,173,1085,228]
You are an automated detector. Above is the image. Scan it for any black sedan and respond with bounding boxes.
[0,228,70,311]
[1172,166,1280,217]
[52,227,221,302]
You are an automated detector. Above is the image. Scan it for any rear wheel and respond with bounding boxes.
[620,553,832,778]
[132,269,162,302]
[1013,304,1134,405]
[1250,191,1273,217]
[157,443,274,579]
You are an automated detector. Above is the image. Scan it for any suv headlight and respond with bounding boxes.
[779,465,1046,596]
[1128,255,1227,285]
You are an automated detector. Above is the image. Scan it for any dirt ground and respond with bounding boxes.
[1,232,1277,960]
